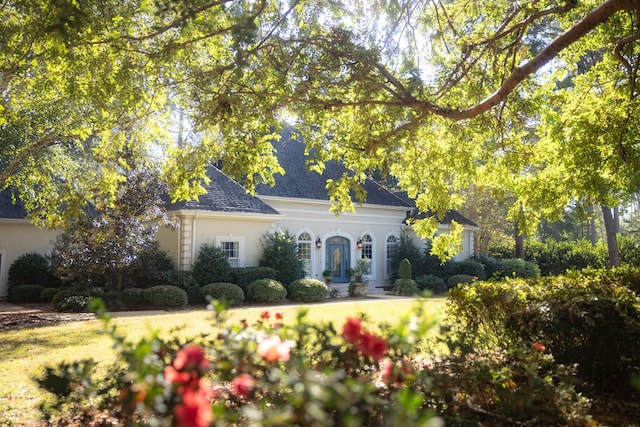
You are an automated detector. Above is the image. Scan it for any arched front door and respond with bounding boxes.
[326,236,350,283]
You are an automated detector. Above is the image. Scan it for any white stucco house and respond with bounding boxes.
[0,130,478,298]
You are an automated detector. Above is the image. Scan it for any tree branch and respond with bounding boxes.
[423,0,640,120]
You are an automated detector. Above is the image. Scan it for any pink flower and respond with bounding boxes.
[231,373,255,398]
[258,336,291,362]
[273,322,283,329]
[342,317,363,343]
[164,365,193,386]
[173,389,212,427]
[532,342,546,352]
[261,311,271,319]
[173,345,209,372]
[275,312,284,320]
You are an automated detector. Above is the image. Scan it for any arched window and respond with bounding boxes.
[386,235,400,278]
[360,234,373,261]
[297,232,312,277]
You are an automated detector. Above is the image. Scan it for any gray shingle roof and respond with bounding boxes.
[255,128,410,207]
[0,189,27,219]
[169,166,279,215]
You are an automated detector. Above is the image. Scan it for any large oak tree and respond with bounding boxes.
[2,0,640,262]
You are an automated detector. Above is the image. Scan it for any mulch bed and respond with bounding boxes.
[0,305,95,331]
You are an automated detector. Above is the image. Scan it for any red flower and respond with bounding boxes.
[381,359,413,386]
[261,311,271,319]
[173,389,212,427]
[231,373,255,398]
[532,342,546,352]
[357,331,388,362]
[173,345,209,372]
[342,317,363,343]
[258,336,291,362]
[164,365,192,386]
[275,312,284,320]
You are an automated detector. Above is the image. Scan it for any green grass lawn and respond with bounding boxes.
[0,297,447,426]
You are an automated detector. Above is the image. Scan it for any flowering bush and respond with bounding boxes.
[36,298,594,426]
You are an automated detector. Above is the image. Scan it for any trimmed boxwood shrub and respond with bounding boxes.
[288,279,329,302]
[416,274,447,294]
[160,271,203,305]
[201,283,245,306]
[10,285,46,303]
[447,274,474,289]
[119,288,146,309]
[143,285,188,309]
[246,279,287,303]
[444,258,486,280]
[232,267,277,291]
[40,287,60,302]
[393,278,418,296]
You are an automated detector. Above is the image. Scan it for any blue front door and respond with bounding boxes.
[326,237,350,282]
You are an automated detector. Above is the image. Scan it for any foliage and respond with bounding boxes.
[477,255,540,280]
[390,237,423,281]
[143,286,188,309]
[231,267,276,291]
[393,279,418,296]
[125,241,175,289]
[157,271,203,306]
[245,279,287,303]
[447,272,640,397]
[40,287,60,302]
[446,275,475,289]
[34,297,597,426]
[50,160,175,291]
[7,252,58,300]
[201,283,245,306]
[9,285,46,303]
[444,258,486,280]
[415,275,447,295]
[52,289,92,313]
[192,244,233,286]
[349,258,371,284]
[398,258,412,280]
[525,239,607,276]
[259,230,305,288]
[118,288,146,309]
[287,279,329,302]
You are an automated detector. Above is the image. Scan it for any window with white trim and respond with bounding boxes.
[386,235,400,278]
[297,232,312,277]
[360,234,373,261]
[216,236,245,268]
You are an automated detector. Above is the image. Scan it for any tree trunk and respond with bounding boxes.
[589,204,597,246]
[602,205,620,268]
[514,221,525,259]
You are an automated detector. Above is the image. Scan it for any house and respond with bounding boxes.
[0,130,478,298]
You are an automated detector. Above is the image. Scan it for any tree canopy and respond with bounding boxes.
[3,0,640,258]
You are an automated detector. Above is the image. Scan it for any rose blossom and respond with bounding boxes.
[231,373,255,398]
[260,311,271,319]
[342,317,363,343]
[173,388,211,427]
[532,342,546,352]
[258,336,291,362]
[173,344,209,372]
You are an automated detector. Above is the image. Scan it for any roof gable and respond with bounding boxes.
[255,129,410,208]
[394,191,478,227]
[170,166,279,215]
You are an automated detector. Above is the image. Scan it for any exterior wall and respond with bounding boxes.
[157,211,280,271]
[261,196,411,292]
[0,220,59,298]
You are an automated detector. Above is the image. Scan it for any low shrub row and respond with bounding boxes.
[21,277,330,312]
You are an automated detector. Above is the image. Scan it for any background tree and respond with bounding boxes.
[52,147,175,291]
